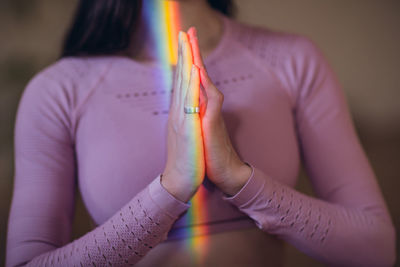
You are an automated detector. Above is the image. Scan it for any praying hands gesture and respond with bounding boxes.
[162,28,252,202]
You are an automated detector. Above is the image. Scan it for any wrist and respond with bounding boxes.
[160,173,195,203]
[219,162,252,196]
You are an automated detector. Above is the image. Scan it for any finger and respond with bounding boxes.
[188,26,216,104]
[187,27,205,70]
[180,32,193,108]
[187,27,215,118]
[199,67,224,115]
[199,67,219,98]
[172,31,183,113]
[199,83,207,118]
[184,64,200,116]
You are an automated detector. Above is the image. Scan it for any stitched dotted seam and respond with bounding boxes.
[28,189,174,266]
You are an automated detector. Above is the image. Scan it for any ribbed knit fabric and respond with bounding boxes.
[7,14,395,266]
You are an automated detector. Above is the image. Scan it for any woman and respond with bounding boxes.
[6,0,396,266]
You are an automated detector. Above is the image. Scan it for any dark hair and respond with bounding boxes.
[61,0,235,57]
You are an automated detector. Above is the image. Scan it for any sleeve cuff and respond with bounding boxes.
[223,164,267,208]
[148,174,190,219]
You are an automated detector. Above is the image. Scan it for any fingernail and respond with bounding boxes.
[188,27,197,38]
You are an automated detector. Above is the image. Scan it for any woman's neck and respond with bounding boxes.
[127,0,224,63]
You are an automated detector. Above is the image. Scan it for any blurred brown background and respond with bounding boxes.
[1,0,399,266]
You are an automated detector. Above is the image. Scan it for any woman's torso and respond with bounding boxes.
[135,227,285,267]
[70,16,301,265]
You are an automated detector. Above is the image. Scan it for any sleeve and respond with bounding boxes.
[224,36,396,266]
[6,71,190,267]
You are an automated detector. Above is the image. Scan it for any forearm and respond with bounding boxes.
[11,176,189,267]
[224,166,396,266]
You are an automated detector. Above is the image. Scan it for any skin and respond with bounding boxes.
[162,27,251,202]
[187,27,252,196]
[161,26,251,201]
[162,32,205,203]
[132,1,272,265]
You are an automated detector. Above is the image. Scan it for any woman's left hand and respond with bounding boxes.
[187,27,252,196]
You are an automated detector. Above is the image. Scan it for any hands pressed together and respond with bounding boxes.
[161,28,252,202]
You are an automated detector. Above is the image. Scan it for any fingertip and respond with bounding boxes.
[188,27,198,39]
[187,27,195,36]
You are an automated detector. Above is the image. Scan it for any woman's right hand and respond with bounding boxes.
[161,31,205,203]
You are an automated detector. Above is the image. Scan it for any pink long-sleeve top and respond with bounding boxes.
[6,15,396,266]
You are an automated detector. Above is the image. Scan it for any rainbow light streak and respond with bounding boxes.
[143,0,209,264]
